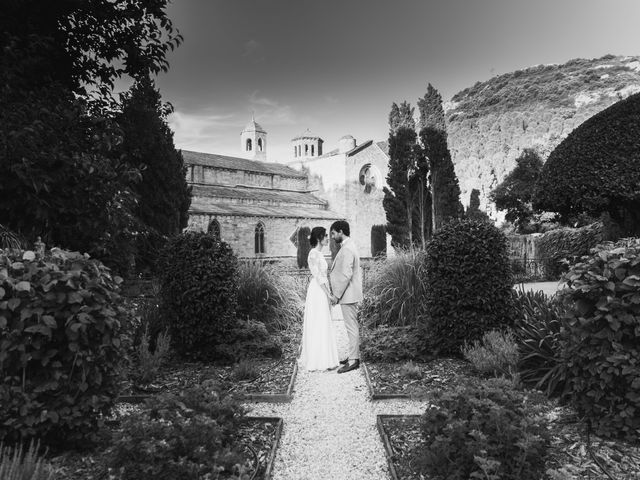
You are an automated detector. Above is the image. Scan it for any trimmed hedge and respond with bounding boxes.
[0,248,128,447]
[533,92,640,234]
[296,226,311,269]
[157,232,238,361]
[536,222,604,279]
[424,220,514,355]
[370,224,386,257]
[559,239,640,440]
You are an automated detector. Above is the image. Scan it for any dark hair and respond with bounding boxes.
[309,226,327,247]
[330,220,350,237]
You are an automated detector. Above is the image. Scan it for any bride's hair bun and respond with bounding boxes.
[309,226,327,247]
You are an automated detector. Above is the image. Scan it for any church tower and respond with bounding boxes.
[240,115,267,161]
[291,129,323,160]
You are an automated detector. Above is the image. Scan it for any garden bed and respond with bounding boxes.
[363,358,473,399]
[377,409,640,480]
[50,415,284,480]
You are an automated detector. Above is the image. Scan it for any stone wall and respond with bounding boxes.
[189,213,336,258]
[507,233,541,259]
[187,165,307,191]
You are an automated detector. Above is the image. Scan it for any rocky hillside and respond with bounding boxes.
[445,54,640,216]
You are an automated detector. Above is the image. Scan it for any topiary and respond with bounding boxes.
[296,226,311,269]
[416,378,550,480]
[558,238,640,440]
[157,232,238,361]
[424,220,514,355]
[370,224,387,257]
[536,221,604,279]
[0,248,128,448]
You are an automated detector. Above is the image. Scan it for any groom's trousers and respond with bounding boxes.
[340,303,360,360]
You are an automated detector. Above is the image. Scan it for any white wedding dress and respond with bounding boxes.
[299,249,339,371]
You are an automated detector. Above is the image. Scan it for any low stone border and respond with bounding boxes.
[363,362,431,401]
[237,361,298,403]
[376,414,421,480]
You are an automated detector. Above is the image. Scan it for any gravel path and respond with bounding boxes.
[246,320,429,480]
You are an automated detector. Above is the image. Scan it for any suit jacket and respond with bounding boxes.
[328,237,363,304]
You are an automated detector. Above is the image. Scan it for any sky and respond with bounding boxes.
[152,0,640,162]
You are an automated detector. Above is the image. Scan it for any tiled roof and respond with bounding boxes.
[190,184,328,206]
[182,150,306,178]
[190,203,341,220]
[376,141,389,154]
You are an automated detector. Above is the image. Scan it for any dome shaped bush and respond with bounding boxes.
[424,220,514,355]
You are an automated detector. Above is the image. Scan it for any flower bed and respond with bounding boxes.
[363,358,473,399]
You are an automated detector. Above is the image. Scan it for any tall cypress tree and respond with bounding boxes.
[389,101,416,132]
[117,76,191,271]
[418,85,463,232]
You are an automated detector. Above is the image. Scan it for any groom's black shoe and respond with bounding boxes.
[337,360,360,374]
[339,358,349,365]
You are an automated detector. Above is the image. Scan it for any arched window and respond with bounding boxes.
[294,146,297,158]
[358,164,380,194]
[257,138,263,151]
[208,219,220,239]
[311,144,315,156]
[255,222,265,254]
[246,138,253,151]
[305,144,309,155]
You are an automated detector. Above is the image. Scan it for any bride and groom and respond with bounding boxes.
[299,220,363,373]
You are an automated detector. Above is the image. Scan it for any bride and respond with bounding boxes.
[299,226,339,371]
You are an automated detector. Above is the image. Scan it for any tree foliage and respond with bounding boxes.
[465,189,491,222]
[533,92,640,235]
[490,148,543,230]
[417,83,445,132]
[117,76,191,271]
[389,101,416,133]
[0,0,182,273]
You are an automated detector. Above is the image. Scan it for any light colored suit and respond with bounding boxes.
[329,237,363,360]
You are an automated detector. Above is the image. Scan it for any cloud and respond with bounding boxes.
[168,110,239,152]
[248,91,297,125]
[242,39,265,63]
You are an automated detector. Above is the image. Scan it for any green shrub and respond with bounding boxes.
[370,224,387,257]
[236,260,303,331]
[157,232,238,361]
[0,439,55,480]
[361,326,427,363]
[212,319,282,363]
[0,248,128,447]
[536,222,604,279]
[360,250,428,328]
[416,378,550,480]
[109,383,250,480]
[135,326,171,384]
[558,239,640,440]
[511,289,569,396]
[398,360,422,380]
[424,220,514,355]
[462,329,519,379]
[296,226,311,269]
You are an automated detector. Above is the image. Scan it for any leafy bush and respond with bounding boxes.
[533,91,640,235]
[296,226,311,269]
[135,326,171,384]
[236,260,303,331]
[157,232,238,361]
[416,378,550,480]
[511,289,569,396]
[536,222,604,279]
[0,439,55,480]
[398,360,422,380]
[0,224,24,250]
[558,239,640,440]
[370,224,387,257]
[212,319,282,364]
[0,248,128,447]
[361,326,427,363]
[109,383,250,480]
[424,220,514,355]
[462,329,519,379]
[360,250,428,328]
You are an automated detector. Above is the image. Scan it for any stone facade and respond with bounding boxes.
[183,120,391,259]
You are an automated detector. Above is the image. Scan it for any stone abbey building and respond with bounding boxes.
[183,118,390,258]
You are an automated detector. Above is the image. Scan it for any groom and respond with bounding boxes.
[328,220,363,374]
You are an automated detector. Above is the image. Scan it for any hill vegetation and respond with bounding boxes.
[445,54,640,215]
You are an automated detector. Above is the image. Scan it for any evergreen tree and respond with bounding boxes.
[389,101,416,132]
[490,148,543,231]
[417,83,446,132]
[466,189,491,222]
[383,126,418,248]
[117,76,192,271]
[417,84,463,232]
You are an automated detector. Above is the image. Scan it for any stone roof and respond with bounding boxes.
[190,202,340,220]
[190,184,328,206]
[292,128,322,141]
[182,150,306,178]
[242,118,266,133]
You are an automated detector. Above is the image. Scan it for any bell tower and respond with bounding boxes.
[240,114,267,161]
